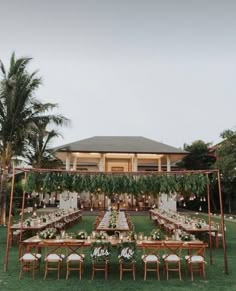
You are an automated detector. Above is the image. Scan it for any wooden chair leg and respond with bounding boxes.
[202,264,206,279]
[92,264,94,280]
[157,263,160,280]
[120,263,122,280]
[57,262,61,280]
[133,263,136,280]
[66,262,69,280]
[44,262,48,280]
[179,262,182,280]
[105,264,108,280]
[32,261,35,280]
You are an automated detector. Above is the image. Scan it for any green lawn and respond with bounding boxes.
[0,214,235,291]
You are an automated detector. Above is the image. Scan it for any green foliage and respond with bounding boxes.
[214,129,236,212]
[117,241,136,262]
[178,140,216,170]
[24,172,208,199]
[90,241,111,262]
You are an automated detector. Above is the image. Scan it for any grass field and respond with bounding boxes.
[0,213,235,291]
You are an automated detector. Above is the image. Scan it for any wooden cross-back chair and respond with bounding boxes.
[162,242,183,280]
[91,242,111,280]
[142,241,162,280]
[65,241,85,280]
[118,241,136,280]
[44,241,65,280]
[185,243,207,281]
[18,241,41,279]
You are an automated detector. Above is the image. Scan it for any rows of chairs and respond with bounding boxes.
[19,241,206,281]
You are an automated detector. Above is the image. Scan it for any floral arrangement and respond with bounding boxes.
[39,228,57,239]
[151,229,162,240]
[94,231,108,240]
[184,217,191,224]
[195,222,202,229]
[25,218,31,227]
[181,233,191,241]
[127,231,137,241]
[109,210,118,228]
[76,230,88,239]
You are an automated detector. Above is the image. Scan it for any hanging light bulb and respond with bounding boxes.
[183,202,186,207]
[199,206,202,211]
[203,197,206,202]
[200,197,203,202]
[43,204,46,208]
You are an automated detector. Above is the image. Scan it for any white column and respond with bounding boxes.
[98,154,105,172]
[73,156,77,171]
[166,155,171,172]
[65,153,71,170]
[133,154,138,172]
[158,158,162,172]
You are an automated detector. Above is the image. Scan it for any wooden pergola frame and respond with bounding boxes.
[4,167,229,275]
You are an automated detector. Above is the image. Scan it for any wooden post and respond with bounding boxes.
[217,170,229,274]
[206,173,213,265]
[19,172,27,242]
[4,167,16,272]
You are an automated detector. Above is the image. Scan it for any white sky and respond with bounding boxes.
[1,0,236,148]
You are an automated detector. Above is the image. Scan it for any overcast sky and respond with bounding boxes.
[1,0,236,148]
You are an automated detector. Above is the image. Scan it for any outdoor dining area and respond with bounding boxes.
[15,209,209,282]
[2,167,229,289]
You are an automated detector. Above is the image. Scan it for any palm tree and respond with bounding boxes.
[25,120,63,168]
[0,53,68,224]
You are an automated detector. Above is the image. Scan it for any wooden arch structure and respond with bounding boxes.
[4,167,229,274]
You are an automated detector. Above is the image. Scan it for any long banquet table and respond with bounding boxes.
[10,210,82,243]
[150,209,219,247]
[21,235,208,251]
[95,211,130,232]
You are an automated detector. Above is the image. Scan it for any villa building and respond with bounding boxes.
[52,136,188,211]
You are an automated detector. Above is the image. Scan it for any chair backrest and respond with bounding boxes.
[18,241,41,260]
[118,242,136,262]
[163,242,183,258]
[142,241,162,257]
[186,243,207,258]
[44,241,65,259]
[91,242,111,262]
[65,241,84,257]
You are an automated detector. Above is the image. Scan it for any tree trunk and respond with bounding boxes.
[0,169,8,225]
[228,194,232,214]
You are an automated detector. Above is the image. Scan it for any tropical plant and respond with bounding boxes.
[25,120,64,168]
[0,53,68,224]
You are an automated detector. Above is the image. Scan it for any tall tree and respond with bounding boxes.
[177,140,216,170]
[0,53,68,224]
[214,129,236,213]
[25,120,63,168]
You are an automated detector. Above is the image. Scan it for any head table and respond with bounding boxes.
[20,236,207,252]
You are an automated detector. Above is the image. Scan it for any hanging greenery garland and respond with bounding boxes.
[24,171,209,199]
